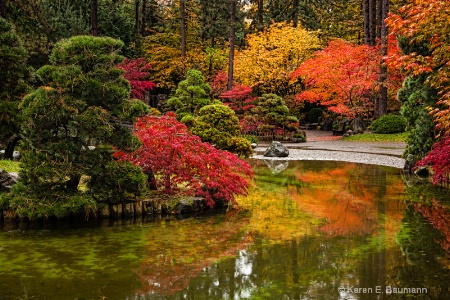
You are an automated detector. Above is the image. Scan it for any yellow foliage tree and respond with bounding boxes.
[143,33,207,91]
[234,22,321,96]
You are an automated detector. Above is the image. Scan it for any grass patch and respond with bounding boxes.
[0,160,21,173]
[343,131,408,142]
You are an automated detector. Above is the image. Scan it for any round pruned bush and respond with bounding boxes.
[369,114,407,134]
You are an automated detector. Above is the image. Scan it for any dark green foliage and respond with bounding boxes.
[369,114,406,134]
[252,93,299,133]
[191,104,253,157]
[398,75,438,159]
[307,107,323,123]
[167,69,212,120]
[88,161,147,204]
[1,36,147,218]
[0,17,30,157]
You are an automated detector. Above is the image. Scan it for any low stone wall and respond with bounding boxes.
[0,197,220,231]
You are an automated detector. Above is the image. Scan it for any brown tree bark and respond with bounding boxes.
[141,0,147,37]
[180,0,186,58]
[369,0,377,45]
[257,0,263,30]
[293,0,299,27]
[227,0,236,90]
[0,0,7,18]
[377,0,389,117]
[135,0,140,52]
[363,0,370,45]
[91,0,98,36]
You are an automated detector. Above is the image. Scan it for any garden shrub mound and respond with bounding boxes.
[370,114,407,134]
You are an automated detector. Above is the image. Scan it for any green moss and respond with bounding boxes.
[0,160,21,173]
[343,132,408,142]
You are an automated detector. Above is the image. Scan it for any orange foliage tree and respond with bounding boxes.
[290,39,381,118]
[386,0,450,135]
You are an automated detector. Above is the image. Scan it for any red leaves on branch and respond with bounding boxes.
[220,84,257,113]
[291,39,381,118]
[118,58,156,100]
[415,135,450,185]
[114,113,254,207]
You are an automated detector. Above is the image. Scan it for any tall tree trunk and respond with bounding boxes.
[377,0,389,117]
[0,0,6,18]
[90,0,98,36]
[135,0,140,54]
[369,0,376,45]
[4,136,21,160]
[363,0,370,45]
[141,0,147,37]
[227,0,236,90]
[180,0,186,58]
[257,0,263,30]
[292,0,299,27]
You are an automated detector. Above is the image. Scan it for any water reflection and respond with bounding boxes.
[1,161,450,299]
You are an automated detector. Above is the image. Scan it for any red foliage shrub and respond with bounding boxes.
[415,135,450,185]
[114,113,254,207]
[220,84,257,114]
[118,58,156,100]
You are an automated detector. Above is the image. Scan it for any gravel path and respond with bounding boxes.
[252,131,407,169]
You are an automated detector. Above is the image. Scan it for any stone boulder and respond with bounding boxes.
[0,168,19,192]
[350,117,366,134]
[263,141,289,157]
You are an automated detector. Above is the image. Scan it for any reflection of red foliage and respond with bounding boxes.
[137,211,251,296]
[291,165,380,235]
[117,58,156,100]
[114,113,254,207]
[415,200,450,252]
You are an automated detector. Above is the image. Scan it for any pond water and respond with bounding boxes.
[1,160,450,300]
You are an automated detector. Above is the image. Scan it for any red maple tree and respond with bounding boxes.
[114,112,254,207]
[291,39,381,118]
[117,57,156,100]
[220,84,257,114]
[415,135,450,185]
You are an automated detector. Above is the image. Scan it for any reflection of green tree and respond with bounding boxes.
[0,224,148,299]
[393,206,450,299]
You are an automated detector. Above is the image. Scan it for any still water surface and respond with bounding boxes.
[1,160,450,299]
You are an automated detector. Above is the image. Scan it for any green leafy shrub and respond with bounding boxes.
[307,108,323,123]
[293,133,306,142]
[369,115,407,134]
[191,104,252,157]
[242,135,259,144]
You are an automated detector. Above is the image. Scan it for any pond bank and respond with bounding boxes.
[253,130,406,169]
[0,197,225,231]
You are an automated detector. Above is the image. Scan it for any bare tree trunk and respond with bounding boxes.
[180,0,186,58]
[141,0,147,37]
[135,0,141,53]
[90,0,98,36]
[257,0,263,30]
[0,0,7,18]
[377,0,389,117]
[292,0,299,27]
[363,0,370,45]
[227,0,236,90]
[369,0,376,45]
